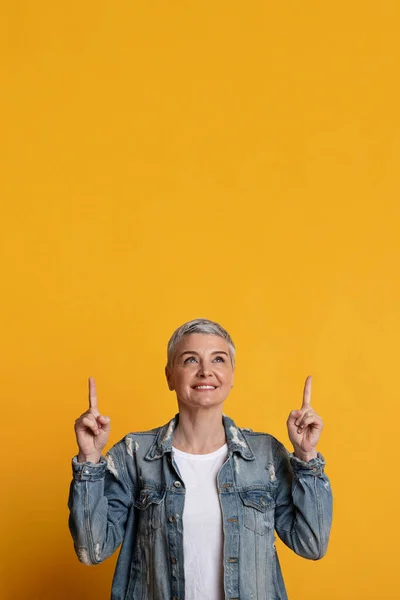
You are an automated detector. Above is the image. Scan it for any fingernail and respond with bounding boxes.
[297,428,301,433]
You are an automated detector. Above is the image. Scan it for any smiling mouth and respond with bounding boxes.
[193,385,217,390]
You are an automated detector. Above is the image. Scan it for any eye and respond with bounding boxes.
[184,356,197,364]
[213,355,225,362]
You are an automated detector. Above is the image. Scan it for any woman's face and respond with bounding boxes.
[166,333,234,410]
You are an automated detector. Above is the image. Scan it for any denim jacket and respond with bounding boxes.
[68,414,332,600]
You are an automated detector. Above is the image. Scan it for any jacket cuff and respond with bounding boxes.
[72,455,107,481]
[290,452,326,476]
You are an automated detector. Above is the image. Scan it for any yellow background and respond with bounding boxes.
[1,1,399,598]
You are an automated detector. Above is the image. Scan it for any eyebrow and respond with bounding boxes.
[179,350,229,358]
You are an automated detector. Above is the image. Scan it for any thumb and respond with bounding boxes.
[287,409,302,426]
[97,415,111,432]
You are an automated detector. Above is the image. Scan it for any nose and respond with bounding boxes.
[197,361,212,377]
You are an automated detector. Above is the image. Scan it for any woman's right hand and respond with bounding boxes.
[74,377,111,464]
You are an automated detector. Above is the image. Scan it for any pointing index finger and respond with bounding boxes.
[88,377,99,412]
[301,375,312,409]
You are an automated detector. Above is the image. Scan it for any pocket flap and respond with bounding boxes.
[135,488,165,510]
[239,489,275,512]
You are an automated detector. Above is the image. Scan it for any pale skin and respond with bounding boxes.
[74,334,323,462]
[75,378,111,464]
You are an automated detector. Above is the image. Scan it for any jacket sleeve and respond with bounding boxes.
[68,442,134,565]
[273,441,333,560]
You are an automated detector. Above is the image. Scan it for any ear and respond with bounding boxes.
[165,366,174,391]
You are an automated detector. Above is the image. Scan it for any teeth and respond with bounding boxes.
[195,385,216,389]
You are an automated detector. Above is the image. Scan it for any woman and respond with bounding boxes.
[69,318,332,600]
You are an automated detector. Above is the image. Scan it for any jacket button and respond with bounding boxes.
[171,556,177,564]
[174,481,181,488]
[168,515,176,523]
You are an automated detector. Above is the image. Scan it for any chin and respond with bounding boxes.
[180,396,224,409]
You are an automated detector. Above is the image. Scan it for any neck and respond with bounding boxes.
[172,405,226,454]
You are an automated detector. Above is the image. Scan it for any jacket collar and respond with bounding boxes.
[145,413,255,461]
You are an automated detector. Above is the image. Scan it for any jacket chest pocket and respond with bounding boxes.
[134,488,165,537]
[240,489,275,536]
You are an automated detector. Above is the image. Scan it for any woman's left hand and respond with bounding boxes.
[287,376,324,461]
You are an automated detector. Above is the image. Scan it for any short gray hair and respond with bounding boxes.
[167,318,236,370]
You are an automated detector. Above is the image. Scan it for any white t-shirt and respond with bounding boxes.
[172,444,228,600]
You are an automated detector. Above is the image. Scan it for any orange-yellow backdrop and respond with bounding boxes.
[1,2,399,599]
